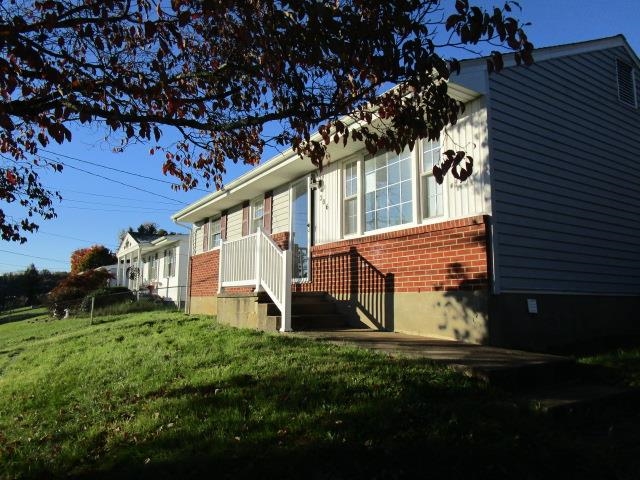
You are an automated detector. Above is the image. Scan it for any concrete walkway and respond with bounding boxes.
[293,328,635,413]
[293,328,570,371]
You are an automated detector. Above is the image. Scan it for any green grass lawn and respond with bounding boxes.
[1,308,639,479]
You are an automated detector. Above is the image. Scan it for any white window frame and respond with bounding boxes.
[163,248,176,277]
[420,139,445,220]
[341,139,451,239]
[149,253,159,281]
[251,197,264,233]
[209,217,221,249]
[343,160,359,236]
[362,148,414,233]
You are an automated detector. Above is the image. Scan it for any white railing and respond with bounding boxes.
[218,227,292,331]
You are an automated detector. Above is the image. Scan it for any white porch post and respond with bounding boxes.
[254,228,262,292]
[217,238,224,294]
[279,247,292,332]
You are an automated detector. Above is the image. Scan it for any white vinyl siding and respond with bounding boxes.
[226,205,243,240]
[192,225,204,254]
[313,161,341,244]
[421,140,443,218]
[272,185,290,233]
[489,46,640,294]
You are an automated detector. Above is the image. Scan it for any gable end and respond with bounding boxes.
[616,58,638,107]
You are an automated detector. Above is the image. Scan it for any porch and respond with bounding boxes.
[218,226,351,332]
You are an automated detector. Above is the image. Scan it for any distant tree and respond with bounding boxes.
[22,263,41,305]
[119,223,171,244]
[70,245,117,274]
[0,0,533,242]
[0,265,67,310]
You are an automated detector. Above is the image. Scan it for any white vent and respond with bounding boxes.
[616,59,637,107]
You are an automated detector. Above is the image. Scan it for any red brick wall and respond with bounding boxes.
[189,216,489,299]
[189,250,219,297]
[300,215,489,294]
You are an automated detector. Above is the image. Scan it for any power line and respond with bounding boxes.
[40,148,210,193]
[63,205,178,214]
[58,189,188,206]
[0,248,68,264]
[38,230,119,248]
[40,159,188,205]
[62,199,177,212]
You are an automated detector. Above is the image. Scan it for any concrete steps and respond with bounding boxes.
[259,292,348,331]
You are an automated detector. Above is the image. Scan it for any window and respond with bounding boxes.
[251,198,264,233]
[163,248,175,277]
[343,161,358,235]
[364,149,413,232]
[617,59,637,107]
[150,253,159,280]
[421,139,444,218]
[209,217,221,248]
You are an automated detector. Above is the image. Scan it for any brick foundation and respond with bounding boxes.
[189,249,220,297]
[300,215,490,295]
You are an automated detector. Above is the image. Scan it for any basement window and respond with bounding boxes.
[617,59,637,108]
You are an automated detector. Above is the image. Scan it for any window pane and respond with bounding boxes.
[364,149,413,232]
[365,211,375,231]
[376,208,388,229]
[389,205,401,226]
[344,198,357,235]
[388,160,400,184]
[388,184,400,206]
[401,202,413,223]
[365,191,375,212]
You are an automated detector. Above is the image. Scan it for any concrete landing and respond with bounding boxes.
[292,328,638,414]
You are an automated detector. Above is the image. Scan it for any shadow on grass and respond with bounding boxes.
[63,355,635,480]
[0,308,49,325]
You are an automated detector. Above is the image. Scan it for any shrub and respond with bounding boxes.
[48,269,113,317]
[92,298,178,317]
[81,286,134,312]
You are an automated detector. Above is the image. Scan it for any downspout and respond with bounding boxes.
[173,219,192,314]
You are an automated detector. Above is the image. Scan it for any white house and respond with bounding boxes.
[172,35,640,351]
[115,232,190,308]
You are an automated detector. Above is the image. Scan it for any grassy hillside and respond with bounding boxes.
[0,308,639,479]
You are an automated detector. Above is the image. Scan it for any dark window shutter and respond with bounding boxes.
[263,191,273,234]
[221,211,228,240]
[241,201,250,236]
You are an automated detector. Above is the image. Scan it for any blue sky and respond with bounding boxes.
[1,0,639,274]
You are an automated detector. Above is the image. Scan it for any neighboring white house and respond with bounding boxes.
[115,232,190,308]
[173,35,640,351]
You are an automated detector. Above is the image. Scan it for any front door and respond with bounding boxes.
[291,178,310,281]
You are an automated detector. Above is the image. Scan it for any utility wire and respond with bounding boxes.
[38,230,119,248]
[0,248,68,264]
[41,160,188,205]
[62,199,177,212]
[58,189,188,206]
[40,148,210,193]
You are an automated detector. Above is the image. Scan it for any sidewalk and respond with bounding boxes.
[294,328,570,370]
[293,328,634,413]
